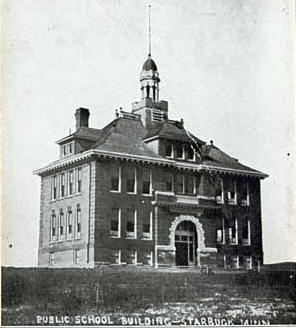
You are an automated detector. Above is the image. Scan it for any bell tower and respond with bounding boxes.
[131,6,168,127]
[140,54,160,101]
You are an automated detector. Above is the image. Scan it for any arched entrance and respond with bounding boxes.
[175,221,197,266]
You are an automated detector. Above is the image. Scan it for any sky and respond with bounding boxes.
[1,0,295,266]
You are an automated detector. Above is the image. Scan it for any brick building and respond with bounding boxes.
[35,54,268,269]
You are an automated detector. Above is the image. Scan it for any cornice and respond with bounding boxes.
[34,149,268,179]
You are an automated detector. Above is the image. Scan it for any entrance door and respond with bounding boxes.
[175,221,197,266]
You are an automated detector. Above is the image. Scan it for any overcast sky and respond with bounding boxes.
[2,0,295,266]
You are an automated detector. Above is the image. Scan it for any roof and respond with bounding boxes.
[142,54,158,71]
[143,120,205,146]
[201,145,265,175]
[56,127,102,144]
[37,115,267,178]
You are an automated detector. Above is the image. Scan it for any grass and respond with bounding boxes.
[2,266,296,325]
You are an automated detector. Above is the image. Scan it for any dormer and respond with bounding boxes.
[56,108,101,159]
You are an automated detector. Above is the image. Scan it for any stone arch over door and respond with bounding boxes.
[169,215,206,266]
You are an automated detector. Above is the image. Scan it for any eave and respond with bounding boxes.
[33,149,268,179]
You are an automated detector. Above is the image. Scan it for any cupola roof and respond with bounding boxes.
[142,54,157,71]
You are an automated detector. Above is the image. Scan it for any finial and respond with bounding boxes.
[115,109,119,118]
[148,5,151,56]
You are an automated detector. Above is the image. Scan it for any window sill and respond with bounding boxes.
[127,192,137,195]
[228,242,238,246]
[142,194,153,197]
[125,236,136,239]
[110,190,121,193]
[240,202,249,207]
[110,235,120,239]
[141,237,153,241]
[50,193,82,203]
[228,201,237,206]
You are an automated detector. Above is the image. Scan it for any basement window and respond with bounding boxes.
[49,252,55,267]
[143,252,153,266]
[127,251,137,265]
[73,249,80,264]
[111,250,121,264]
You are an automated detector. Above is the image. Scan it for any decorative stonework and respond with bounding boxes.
[168,214,206,251]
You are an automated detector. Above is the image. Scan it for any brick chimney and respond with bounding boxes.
[75,108,90,131]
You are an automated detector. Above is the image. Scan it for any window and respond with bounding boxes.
[111,250,121,264]
[60,173,65,197]
[240,182,249,206]
[228,218,237,245]
[76,206,81,238]
[165,174,173,192]
[176,145,184,159]
[77,168,82,193]
[165,144,173,157]
[188,146,194,160]
[110,165,121,192]
[52,176,58,200]
[49,252,55,266]
[242,217,250,245]
[142,168,151,195]
[216,218,225,244]
[142,212,152,239]
[159,173,173,192]
[227,180,237,204]
[67,208,73,238]
[68,143,73,154]
[143,252,153,266]
[217,229,223,244]
[216,178,224,203]
[176,174,184,194]
[242,256,252,269]
[127,251,137,265]
[73,249,80,264]
[185,175,194,195]
[59,211,64,240]
[50,213,56,242]
[152,110,163,122]
[126,168,136,193]
[62,146,67,157]
[68,171,74,195]
[126,209,136,238]
[110,208,121,238]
